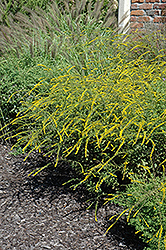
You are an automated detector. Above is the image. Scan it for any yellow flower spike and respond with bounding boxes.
[7,90,22,103]
[57,131,63,143]
[140,165,151,174]
[159,225,163,239]
[133,121,144,146]
[141,131,146,146]
[147,237,154,243]
[156,229,160,238]
[159,185,165,204]
[159,159,166,166]
[33,163,51,176]
[104,213,117,222]
[109,172,117,178]
[127,205,135,222]
[104,195,120,204]
[102,141,111,152]
[142,217,149,228]
[133,209,140,218]
[147,122,166,140]
[74,174,90,189]
[122,161,128,180]
[67,66,75,74]
[104,209,129,235]
[96,176,109,190]
[135,230,141,234]
[164,233,166,249]
[37,64,47,67]
[119,115,138,138]
[149,138,156,161]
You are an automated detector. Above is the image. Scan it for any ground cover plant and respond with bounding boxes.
[0,0,166,249]
[0,55,57,128]
[107,169,166,250]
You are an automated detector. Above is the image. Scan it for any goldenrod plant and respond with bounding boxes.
[0,1,166,248]
[1,36,165,189]
[104,166,166,250]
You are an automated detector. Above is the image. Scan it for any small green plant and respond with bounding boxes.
[104,165,166,250]
[0,53,61,134]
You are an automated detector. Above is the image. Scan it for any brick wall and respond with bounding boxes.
[130,0,166,30]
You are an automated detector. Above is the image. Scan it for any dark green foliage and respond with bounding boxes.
[0,54,59,130]
[112,172,166,250]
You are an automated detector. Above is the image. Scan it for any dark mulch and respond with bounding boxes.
[0,142,147,250]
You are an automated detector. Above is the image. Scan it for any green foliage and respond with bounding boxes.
[107,168,166,250]
[0,53,61,131]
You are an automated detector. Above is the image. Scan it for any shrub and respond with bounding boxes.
[0,53,61,133]
[105,166,166,250]
[2,41,165,192]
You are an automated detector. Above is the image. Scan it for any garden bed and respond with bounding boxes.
[0,142,146,250]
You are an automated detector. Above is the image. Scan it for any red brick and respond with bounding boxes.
[131,4,138,9]
[138,16,151,22]
[130,16,137,22]
[139,3,153,9]
[130,22,144,28]
[150,23,165,30]
[131,10,145,16]
[154,3,166,9]
[132,0,144,2]
[146,0,159,2]
[162,8,166,16]
[153,16,163,22]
